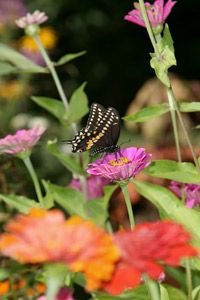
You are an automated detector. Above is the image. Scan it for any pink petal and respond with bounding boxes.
[163,0,176,21]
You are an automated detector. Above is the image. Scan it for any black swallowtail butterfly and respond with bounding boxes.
[67,103,120,156]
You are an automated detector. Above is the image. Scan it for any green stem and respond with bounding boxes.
[138,0,160,57]
[143,275,160,300]
[120,183,135,229]
[23,156,44,207]
[33,35,77,135]
[168,88,200,171]
[186,260,192,300]
[106,220,113,233]
[166,88,182,163]
[79,175,88,203]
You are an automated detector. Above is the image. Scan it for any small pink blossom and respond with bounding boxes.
[124,0,176,28]
[0,127,46,155]
[87,147,152,182]
[37,287,74,300]
[169,181,200,208]
[69,175,109,200]
[16,10,48,28]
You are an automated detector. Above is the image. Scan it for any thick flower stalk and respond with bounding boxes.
[87,147,151,182]
[69,175,109,200]
[124,0,176,30]
[170,181,200,208]
[0,208,120,292]
[103,221,197,295]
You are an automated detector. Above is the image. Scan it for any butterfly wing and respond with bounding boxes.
[68,103,120,154]
[89,107,120,155]
[69,103,106,153]
[85,103,106,130]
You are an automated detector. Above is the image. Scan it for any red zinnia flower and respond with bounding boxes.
[103,220,197,295]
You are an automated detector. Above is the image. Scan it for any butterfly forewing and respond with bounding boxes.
[85,103,105,130]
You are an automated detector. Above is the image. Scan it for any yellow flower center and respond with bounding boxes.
[108,157,130,167]
[18,26,58,52]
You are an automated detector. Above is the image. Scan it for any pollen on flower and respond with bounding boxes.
[108,157,130,167]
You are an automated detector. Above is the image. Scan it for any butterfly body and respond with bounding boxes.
[68,103,120,155]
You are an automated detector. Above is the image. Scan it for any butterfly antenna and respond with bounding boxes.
[60,139,72,144]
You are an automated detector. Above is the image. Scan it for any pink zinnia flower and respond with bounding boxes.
[16,10,48,28]
[69,175,109,200]
[0,127,46,155]
[87,147,151,182]
[169,181,200,208]
[0,0,27,26]
[20,48,45,66]
[103,221,197,295]
[124,0,176,28]
[37,287,74,300]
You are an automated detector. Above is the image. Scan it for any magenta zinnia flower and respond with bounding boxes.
[37,287,74,300]
[169,181,200,208]
[69,175,109,200]
[16,10,48,28]
[0,127,46,155]
[124,0,176,28]
[87,147,151,182]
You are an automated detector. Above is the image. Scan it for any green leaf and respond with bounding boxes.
[43,264,68,300]
[144,160,200,184]
[67,82,89,123]
[0,43,47,73]
[160,285,169,300]
[85,185,117,226]
[163,24,174,53]
[42,180,55,209]
[178,102,200,112]
[0,269,10,280]
[132,180,200,242]
[55,50,86,66]
[164,285,187,300]
[0,194,39,213]
[93,285,148,300]
[0,62,17,75]
[47,140,83,174]
[44,182,87,218]
[123,104,169,122]
[31,96,65,121]
[192,285,200,300]
[150,45,176,87]
[165,266,186,292]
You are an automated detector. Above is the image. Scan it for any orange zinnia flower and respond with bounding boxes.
[0,208,120,291]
